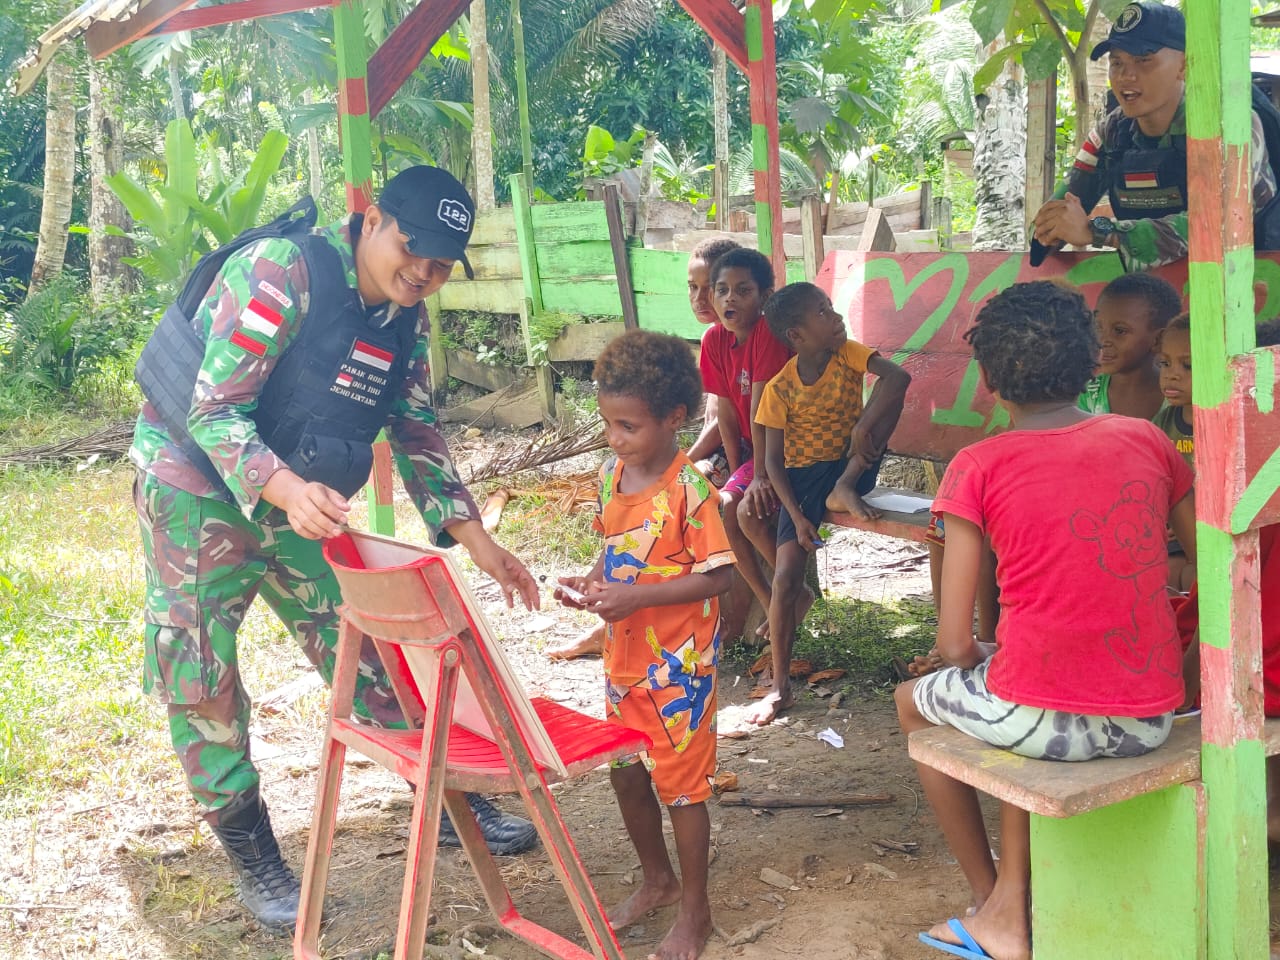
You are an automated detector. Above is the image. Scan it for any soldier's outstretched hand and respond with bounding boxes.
[447,518,541,610]
[262,470,350,539]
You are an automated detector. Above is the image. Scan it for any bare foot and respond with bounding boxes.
[544,625,604,661]
[826,482,880,521]
[743,686,794,726]
[650,903,712,960]
[925,911,1029,960]
[609,877,681,930]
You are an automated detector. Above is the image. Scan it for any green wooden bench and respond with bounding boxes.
[906,714,1280,959]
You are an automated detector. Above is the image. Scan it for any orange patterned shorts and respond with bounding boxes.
[607,674,717,807]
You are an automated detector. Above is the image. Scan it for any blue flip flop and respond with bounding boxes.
[918,917,995,959]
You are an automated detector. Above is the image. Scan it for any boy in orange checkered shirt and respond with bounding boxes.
[752,282,911,721]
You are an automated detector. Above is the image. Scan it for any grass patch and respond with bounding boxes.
[724,593,937,690]
[0,463,306,817]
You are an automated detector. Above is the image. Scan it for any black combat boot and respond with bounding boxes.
[436,793,540,856]
[205,786,301,932]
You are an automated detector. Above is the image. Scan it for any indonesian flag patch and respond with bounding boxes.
[335,372,353,389]
[1124,171,1160,190]
[1073,130,1103,172]
[239,297,283,339]
[350,339,393,372]
[229,329,268,357]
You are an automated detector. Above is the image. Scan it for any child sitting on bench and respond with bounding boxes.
[895,281,1197,960]
[752,282,910,721]
[557,330,735,960]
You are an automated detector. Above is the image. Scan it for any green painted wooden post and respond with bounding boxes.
[1031,785,1204,960]
[510,173,555,419]
[335,0,395,536]
[744,0,784,281]
[511,0,534,192]
[1185,2,1269,957]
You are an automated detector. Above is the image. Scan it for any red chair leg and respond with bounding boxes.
[393,646,460,960]
[294,617,364,960]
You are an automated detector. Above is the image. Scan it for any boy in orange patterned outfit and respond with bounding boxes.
[556,330,735,960]
[752,282,911,722]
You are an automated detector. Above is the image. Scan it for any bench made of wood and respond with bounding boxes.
[907,715,1280,819]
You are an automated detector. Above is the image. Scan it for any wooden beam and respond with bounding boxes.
[674,0,748,72]
[1184,2,1270,958]
[1024,76,1057,234]
[745,0,785,281]
[602,183,640,331]
[148,0,337,35]
[86,0,201,59]
[800,196,824,281]
[855,206,896,253]
[367,0,472,119]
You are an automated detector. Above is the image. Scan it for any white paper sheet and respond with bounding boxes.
[862,491,934,514]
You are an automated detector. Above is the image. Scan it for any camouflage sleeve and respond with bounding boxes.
[386,309,480,546]
[189,238,309,515]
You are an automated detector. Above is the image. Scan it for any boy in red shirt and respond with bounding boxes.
[895,281,1196,960]
[558,330,735,960]
[699,248,795,640]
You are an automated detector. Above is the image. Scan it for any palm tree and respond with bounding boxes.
[28,52,76,296]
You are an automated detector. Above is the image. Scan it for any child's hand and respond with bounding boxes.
[742,475,777,519]
[555,575,590,608]
[793,514,822,552]
[850,426,882,463]
[582,581,641,623]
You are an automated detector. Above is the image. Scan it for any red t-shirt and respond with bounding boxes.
[934,415,1195,716]
[698,320,791,449]
[1175,525,1280,714]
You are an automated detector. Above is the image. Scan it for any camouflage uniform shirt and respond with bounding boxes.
[1055,99,1277,272]
[129,215,479,541]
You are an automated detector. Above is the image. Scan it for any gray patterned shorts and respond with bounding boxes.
[912,660,1173,761]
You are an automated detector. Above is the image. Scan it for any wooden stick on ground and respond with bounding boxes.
[718,793,893,808]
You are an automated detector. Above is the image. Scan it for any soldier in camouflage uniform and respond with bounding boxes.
[1032,2,1277,272]
[131,166,541,932]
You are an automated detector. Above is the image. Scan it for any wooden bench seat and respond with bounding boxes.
[908,715,1280,819]
[824,485,934,543]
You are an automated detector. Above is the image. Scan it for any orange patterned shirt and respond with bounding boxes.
[592,453,735,686]
[754,340,876,467]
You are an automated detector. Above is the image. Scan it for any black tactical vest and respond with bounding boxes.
[1101,118,1188,222]
[136,204,418,501]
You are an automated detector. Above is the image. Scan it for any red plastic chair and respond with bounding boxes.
[294,530,648,960]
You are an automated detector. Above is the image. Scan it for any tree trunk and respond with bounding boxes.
[470,0,495,211]
[304,90,325,203]
[971,65,1027,251]
[168,56,186,122]
[712,43,729,229]
[28,55,77,297]
[88,58,135,301]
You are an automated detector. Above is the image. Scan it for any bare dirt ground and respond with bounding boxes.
[0,500,988,960]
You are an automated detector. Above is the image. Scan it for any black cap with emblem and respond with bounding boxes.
[1090,2,1184,61]
[376,165,477,279]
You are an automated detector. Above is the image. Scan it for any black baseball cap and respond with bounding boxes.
[376,165,476,279]
[1090,2,1184,61]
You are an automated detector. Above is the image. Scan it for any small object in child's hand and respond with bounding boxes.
[558,585,587,604]
[811,537,825,548]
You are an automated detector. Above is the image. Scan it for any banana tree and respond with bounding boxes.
[106,118,289,288]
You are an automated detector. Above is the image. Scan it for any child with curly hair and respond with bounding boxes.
[1153,311,1195,467]
[557,330,735,960]
[895,281,1196,960]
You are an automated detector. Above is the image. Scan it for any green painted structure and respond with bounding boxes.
[17,1,1280,955]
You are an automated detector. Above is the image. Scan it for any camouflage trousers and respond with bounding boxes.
[134,471,406,817]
